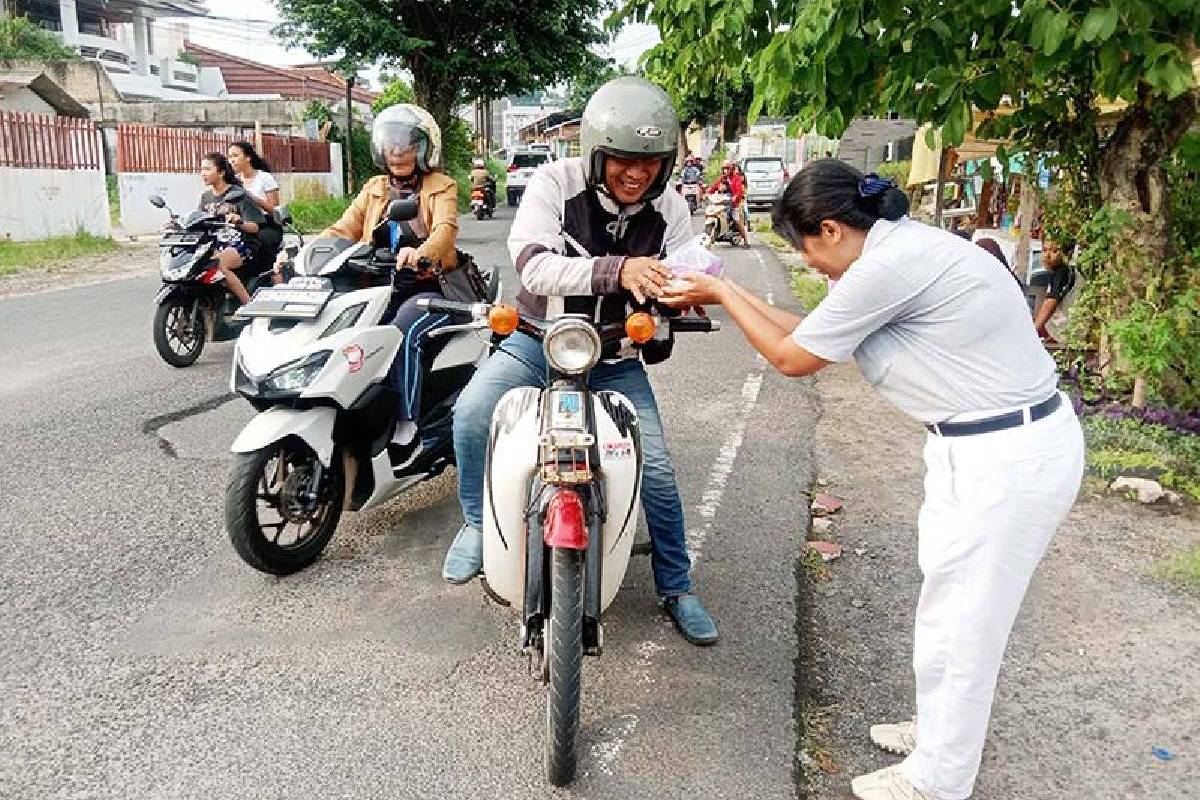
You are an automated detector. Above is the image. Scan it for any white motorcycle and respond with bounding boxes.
[224,197,499,575]
[420,296,720,786]
[702,192,745,247]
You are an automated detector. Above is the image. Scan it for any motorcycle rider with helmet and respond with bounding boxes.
[708,160,750,247]
[441,76,719,646]
[321,103,461,456]
[469,156,496,213]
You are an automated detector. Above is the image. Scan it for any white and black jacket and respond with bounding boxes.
[508,157,693,357]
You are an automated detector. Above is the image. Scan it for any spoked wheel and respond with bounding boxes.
[226,439,344,575]
[153,299,205,367]
[545,547,584,787]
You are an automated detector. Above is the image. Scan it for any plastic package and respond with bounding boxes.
[664,235,724,278]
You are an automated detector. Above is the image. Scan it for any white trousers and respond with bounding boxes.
[901,394,1085,799]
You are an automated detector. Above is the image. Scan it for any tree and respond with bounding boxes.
[641,0,1199,405]
[565,59,624,113]
[373,77,416,113]
[0,17,80,60]
[274,0,611,134]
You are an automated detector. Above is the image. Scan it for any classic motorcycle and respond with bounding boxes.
[150,189,290,367]
[419,296,720,786]
[701,192,744,247]
[224,196,499,575]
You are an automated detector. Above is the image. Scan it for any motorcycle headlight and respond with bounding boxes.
[544,319,601,375]
[263,350,331,393]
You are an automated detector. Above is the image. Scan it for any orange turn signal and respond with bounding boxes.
[625,312,657,344]
[488,304,520,336]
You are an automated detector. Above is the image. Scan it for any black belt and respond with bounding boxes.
[926,394,1062,437]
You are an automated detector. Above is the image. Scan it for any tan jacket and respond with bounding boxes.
[322,172,459,268]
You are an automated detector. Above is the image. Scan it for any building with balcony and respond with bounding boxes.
[9,0,214,99]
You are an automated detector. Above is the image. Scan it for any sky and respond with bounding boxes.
[175,0,661,90]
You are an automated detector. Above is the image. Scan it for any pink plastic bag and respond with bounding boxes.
[664,235,724,278]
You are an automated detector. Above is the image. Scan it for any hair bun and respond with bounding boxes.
[877,187,909,221]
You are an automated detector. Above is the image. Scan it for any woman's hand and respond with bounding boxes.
[396,247,421,269]
[225,212,243,228]
[660,273,730,308]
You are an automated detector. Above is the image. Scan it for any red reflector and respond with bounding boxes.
[543,489,588,550]
[200,267,221,284]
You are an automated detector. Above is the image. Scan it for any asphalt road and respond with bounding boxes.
[0,204,816,799]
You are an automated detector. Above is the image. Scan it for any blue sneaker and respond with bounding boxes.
[664,593,718,646]
[443,524,482,584]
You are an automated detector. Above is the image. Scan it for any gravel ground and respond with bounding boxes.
[0,242,158,299]
[798,362,1200,799]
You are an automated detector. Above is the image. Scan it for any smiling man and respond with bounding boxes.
[441,76,719,646]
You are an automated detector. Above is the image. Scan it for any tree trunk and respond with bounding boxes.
[1096,84,1198,407]
[410,62,460,146]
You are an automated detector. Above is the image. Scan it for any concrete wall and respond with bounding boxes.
[0,166,111,241]
[118,144,345,236]
[0,86,58,115]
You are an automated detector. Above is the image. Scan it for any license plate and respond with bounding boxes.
[755,182,774,190]
[160,234,201,246]
[236,279,333,320]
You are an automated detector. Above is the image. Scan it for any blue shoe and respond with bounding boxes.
[663,593,718,646]
[443,524,482,585]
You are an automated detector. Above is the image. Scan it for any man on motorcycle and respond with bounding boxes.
[709,160,750,248]
[469,157,496,211]
[680,156,704,185]
[442,76,719,646]
[322,104,461,455]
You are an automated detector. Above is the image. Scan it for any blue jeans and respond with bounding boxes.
[453,331,693,597]
[388,291,449,421]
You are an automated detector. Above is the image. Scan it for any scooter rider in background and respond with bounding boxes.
[321,104,462,457]
[442,76,720,646]
[470,157,496,212]
[708,160,751,248]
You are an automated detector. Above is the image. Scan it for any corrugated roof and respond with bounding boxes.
[182,42,377,106]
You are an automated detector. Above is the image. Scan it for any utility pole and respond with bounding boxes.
[344,72,356,194]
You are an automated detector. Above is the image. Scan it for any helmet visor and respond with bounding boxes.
[372,122,428,165]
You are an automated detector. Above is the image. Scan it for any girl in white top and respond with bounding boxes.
[228,141,281,214]
[228,141,283,272]
[663,159,1084,800]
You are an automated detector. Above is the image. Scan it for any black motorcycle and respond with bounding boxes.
[150,189,294,367]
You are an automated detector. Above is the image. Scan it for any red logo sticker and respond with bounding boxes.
[343,344,365,373]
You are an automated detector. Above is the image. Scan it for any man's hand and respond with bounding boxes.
[396,247,421,268]
[620,257,672,304]
[225,212,243,228]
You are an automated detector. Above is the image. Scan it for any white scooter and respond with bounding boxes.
[702,192,745,247]
[224,197,499,575]
[420,296,720,786]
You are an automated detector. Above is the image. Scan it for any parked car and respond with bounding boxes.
[506,150,553,206]
[741,156,789,209]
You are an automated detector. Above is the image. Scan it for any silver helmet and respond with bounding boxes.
[370,104,443,172]
[580,76,680,203]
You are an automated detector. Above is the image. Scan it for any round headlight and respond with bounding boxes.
[544,319,601,375]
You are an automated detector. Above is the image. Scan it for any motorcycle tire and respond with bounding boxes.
[226,441,344,575]
[545,547,584,787]
[153,299,205,368]
[475,206,485,221]
[687,197,697,215]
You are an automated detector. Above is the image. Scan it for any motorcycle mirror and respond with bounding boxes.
[149,195,166,209]
[386,197,420,223]
[274,205,293,226]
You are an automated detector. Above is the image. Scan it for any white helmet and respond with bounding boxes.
[371,104,442,172]
[472,157,486,169]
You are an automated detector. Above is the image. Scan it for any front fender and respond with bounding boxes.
[231,406,337,466]
[154,283,192,306]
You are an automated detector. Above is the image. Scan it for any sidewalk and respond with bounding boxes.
[799,363,1199,799]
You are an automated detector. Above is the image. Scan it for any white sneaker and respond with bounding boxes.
[851,765,933,800]
[870,719,917,756]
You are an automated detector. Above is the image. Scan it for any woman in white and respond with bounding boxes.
[228,141,283,274]
[662,158,1085,800]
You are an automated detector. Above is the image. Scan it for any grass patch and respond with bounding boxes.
[0,232,120,277]
[106,175,120,228]
[1081,415,1200,502]
[791,267,829,312]
[290,196,352,234]
[1161,544,1200,591]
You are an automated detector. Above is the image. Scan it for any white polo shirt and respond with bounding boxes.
[792,217,1058,424]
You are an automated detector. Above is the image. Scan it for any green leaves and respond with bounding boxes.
[1042,11,1071,56]
[1078,6,1120,44]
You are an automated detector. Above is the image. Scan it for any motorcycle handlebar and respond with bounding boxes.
[418,298,482,317]
[669,317,722,333]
